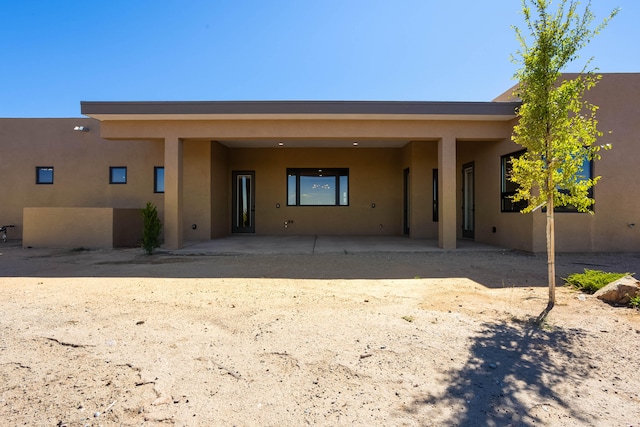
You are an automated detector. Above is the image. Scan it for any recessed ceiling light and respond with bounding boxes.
[278,142,284,146]
[353,142,358,146]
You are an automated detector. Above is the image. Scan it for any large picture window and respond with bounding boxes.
[555,156,594,212]
[287,168,349,206]
[501,150,594,213]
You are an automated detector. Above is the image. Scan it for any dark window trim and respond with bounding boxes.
[287,168,349,206]
[500,150,527,213]
[501,150,595,213]
[109,166,127,184]
[36,166,54,184]
[154,166,165,193]
[432,169,438,222]
[551,159,595,213]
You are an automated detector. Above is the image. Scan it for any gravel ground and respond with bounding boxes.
[0,246,639,426]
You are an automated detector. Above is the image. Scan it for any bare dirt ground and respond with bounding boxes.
[1,245,639,426]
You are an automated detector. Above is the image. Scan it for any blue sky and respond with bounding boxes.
[1,0,637,117]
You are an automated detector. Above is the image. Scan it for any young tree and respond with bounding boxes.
[510,0,617,320]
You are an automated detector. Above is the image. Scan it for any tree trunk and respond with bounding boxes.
[546,194,556,307]
[536,193,556,325]
[546,191,556,308]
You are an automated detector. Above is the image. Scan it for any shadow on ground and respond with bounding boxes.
[407,320,591,426]
[2,246,638,288]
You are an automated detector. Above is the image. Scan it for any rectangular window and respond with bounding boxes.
[500,150,527,212]
[501,150,594,213]
[154,167,165,193]
[36,166,54,184]
[110,166,127,184]
[555,157,594,212]
[287,168,349,206]
[432,169,438,222]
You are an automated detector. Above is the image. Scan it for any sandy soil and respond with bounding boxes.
[0,245,639,426]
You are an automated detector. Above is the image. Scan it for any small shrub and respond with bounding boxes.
[141,202,162,255]
[629,294,640,310]
[564,269,631,294]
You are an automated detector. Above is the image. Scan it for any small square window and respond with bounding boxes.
[36,167,54,184]
[154,167,164,193]
[110,167,127,184]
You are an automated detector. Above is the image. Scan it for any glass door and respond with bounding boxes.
[232,171,255,233]
[403,168,410,235]
[462,163,474,239]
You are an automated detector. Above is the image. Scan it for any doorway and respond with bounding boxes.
[232,171,255,233]
[462,163,475,239]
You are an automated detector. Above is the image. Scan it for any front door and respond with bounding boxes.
[462,163,475,239]
[232,171,255,233]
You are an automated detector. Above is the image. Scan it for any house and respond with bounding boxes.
[1,73,638,252]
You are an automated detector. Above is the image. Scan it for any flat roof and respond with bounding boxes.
[81,100,520,121]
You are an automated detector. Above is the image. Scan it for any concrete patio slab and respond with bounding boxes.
[169,235,503,255]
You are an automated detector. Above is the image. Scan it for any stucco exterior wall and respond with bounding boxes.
[23,207,113,248]
[210,141,230,238]
[403,141,438,239]
[182,140,212,241]
[0,118,164,242]
[2,73,638,251]
[226,147,403,235]
[24,207,143,249]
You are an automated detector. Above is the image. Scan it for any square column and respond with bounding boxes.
[164,136,183,249]
[438,136,457,249]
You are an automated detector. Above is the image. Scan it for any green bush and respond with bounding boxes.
[564,269,631,294]
[141,202,162,255]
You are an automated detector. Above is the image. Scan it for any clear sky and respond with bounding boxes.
[1,0,637,117]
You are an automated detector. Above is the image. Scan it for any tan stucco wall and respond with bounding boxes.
[24,207,143,249]
[0,118,164,243]
[182,140,212,241]
[226,147,403,235]
[210,141,230,238]
[3,74,638,251]
[457,138,536,252]
[24,207,111,248]
[402,141,439,238]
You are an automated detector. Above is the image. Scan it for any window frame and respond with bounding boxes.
[36,166,54,184]
[287,168,349,206]
[432,169,438,222]
[109,166,127,184]
[554,157,594,213]
[501,150,595,213]
[500,150,527,213]
[154,166,165,193]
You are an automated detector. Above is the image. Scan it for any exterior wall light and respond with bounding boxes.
[73,126,89,132]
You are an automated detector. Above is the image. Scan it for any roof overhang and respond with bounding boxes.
[81,100,520,122]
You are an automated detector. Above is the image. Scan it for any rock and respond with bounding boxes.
[593,276,640,305]
[152,396,172,406]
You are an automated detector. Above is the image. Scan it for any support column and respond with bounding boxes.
[164,136,183,249]
[438,135,457,249]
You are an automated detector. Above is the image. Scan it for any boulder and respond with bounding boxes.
[593,275,640,305]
